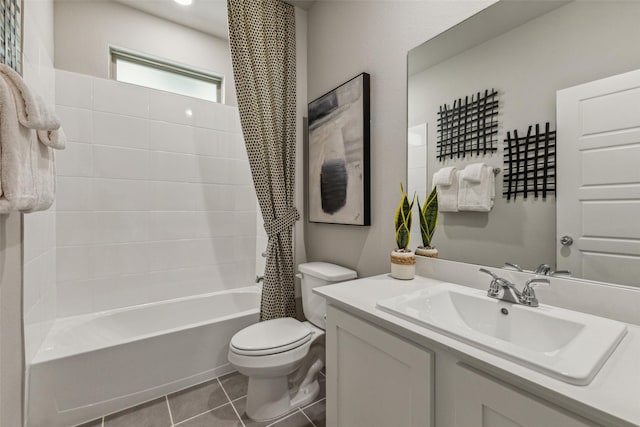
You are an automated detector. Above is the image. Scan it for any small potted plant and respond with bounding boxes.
[391,183,416,280]
[416,187,439,258]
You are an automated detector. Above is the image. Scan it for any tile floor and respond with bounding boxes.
[77,370,326,427]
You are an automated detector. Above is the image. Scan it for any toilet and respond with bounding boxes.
[228,262,357,421]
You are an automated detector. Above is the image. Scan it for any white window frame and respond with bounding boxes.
[109,46,224,103]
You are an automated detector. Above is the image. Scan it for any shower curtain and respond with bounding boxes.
[227,0,298,320]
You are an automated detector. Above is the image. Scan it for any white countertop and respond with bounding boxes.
[315,274,640,427]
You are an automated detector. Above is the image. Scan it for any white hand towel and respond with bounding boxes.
[433,168,459,212]
[461,162,486,183]
[458,164,495,212]
[433,166,456,186]
[0,77,38,212]
[0,64,61,131]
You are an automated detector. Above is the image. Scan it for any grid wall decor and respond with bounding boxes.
[437,89,499,161]
[0,0,21,74]
[503,122,556,200]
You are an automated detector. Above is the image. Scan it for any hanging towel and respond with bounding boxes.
[37,128,67,150]
[433,166,456,186]
[458,163,495,212]
[0,77,38,212]
[0,64,61,131]
[460,162,485,183]
[433,167,459,212]
[0,67,62,213]
[24,143,56,212]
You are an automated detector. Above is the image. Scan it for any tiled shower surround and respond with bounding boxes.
[22,14,57,363]
[54,70,257,317]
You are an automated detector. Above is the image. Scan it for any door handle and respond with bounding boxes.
[560,235,574,246]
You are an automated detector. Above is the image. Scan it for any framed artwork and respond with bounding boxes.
[0,0,22,75]
[308,73,370,225]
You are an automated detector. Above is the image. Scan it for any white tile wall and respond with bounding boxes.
[22,0,57,363]
[93,112,149,149]
[56,106,93,143]
[55,70,257,317]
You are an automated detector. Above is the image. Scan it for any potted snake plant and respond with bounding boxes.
[391,183,416,280]
[416,187,439,257]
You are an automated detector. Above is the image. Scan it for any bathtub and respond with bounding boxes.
[26,286,260,427]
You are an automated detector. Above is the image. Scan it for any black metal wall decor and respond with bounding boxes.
[503,122,556,200]
[0,0,22,75]
[437,89,499,161]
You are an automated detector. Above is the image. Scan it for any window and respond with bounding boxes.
[110,47,223,103]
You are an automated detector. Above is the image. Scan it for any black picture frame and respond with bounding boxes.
[307,72,370,226]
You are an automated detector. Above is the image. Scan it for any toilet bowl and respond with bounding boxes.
[228,262,357,421]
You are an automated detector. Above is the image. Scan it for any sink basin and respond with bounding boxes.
[376,282,627,385]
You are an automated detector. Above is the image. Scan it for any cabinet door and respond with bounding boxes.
[325,305,433,427]
[454,364,599,427]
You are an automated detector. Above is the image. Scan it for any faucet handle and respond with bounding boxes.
[479,268,501,297]
[520,278,550,307]
[526,278,550,287]
[503,262,523,272]
[479,268,498,279]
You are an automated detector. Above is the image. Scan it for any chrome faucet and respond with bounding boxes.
[479,268,550,307]
[520,278,550,307]
[534,263,572,277]
[534,263,552,275]
[479,268,521,304]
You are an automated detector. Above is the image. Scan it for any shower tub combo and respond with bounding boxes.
[26,286,260,427]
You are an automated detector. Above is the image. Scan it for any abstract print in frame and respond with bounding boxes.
[308,73,370,225]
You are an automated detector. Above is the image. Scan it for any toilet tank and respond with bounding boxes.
[298,262,357,329]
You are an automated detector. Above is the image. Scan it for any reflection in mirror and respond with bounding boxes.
[407,123,427,246]
[407,0,640,287]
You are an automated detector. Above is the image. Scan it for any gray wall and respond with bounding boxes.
[408,1,640,270]
[305,1,495,277]
[54,0,237,106]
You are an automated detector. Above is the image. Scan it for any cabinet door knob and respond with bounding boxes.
[560,235,574,246]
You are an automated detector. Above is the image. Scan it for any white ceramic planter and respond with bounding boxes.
[390,250,416,280]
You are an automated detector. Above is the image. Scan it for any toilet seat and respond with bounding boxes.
[230,318,312,356]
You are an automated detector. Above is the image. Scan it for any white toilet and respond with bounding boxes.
[228,262,357,421]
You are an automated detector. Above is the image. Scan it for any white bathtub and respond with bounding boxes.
[26,286,260,427]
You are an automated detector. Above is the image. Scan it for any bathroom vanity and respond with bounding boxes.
[315,260,640,427]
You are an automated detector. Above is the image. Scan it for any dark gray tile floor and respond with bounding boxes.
[76,370,326,427]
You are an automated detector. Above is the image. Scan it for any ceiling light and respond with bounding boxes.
[174,0,192,6]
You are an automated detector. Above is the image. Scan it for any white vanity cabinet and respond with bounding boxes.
[325,304,604,427]
[325,305,434,427]
[454,364,599,427]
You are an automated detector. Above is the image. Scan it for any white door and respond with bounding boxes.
[557,69,640,286]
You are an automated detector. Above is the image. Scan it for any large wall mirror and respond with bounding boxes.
[408,0,640,288]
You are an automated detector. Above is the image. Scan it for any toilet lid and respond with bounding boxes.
[230,318,312,355]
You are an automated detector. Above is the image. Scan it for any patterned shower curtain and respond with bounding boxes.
[227,0,298,320]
